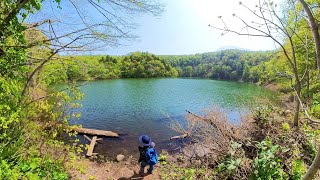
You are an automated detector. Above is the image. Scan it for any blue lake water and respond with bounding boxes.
[64,78,277,157]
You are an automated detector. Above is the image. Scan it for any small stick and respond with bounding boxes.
[83,134,92,142]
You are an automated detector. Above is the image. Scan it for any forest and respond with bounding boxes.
[1,0,320,179]
[47,49,272,83]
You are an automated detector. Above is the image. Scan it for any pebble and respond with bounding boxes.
[116,154,125,162]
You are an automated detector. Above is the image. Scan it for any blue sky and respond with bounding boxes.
[30,0,280,55]
[108,0,278,55]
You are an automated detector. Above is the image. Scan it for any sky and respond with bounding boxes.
[30,0,282,56]
[106,0,278,55]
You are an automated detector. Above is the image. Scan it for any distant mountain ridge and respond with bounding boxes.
[215,46,251,51]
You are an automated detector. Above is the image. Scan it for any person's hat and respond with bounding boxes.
[139,135,152,146]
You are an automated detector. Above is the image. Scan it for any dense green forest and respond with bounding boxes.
[161,50,274,81]
[41,52,178,85]
[1,0,320,179]
[45,50,272,83]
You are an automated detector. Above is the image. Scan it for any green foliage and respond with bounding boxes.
[290,159,306,180]
[310,92,320,118]
[0,83,82,179]
[161,49,274,81]
[160,162,201,180]
[213,142,249,179]
[180,168,196,180]
[42,52,178,83]
[253,104,273,123]
[217,155,241,176]
[158,154,168,165]
[0,156,68,180]
[282,122,290,132]
[310,104,320,118]
[303,125,320,158]
[41,50,276,84]
[252,140,288,180]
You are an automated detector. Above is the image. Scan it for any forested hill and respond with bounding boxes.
[42,52,178,85]
[42,50,274,85]
[160,49,274,81]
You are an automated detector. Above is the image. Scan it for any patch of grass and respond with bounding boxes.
[282,122,290,132]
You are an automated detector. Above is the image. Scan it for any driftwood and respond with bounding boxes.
[44,122,120,137]
[75,127,119,137]
[186,110,219,129]
[86,136,97,157]
[84,134,103,141]
[170,133,188,140]
[85,136,103,157]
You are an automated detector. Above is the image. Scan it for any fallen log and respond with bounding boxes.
[170,133,188,140]
[84,135,103,157]
[43,122,120,137]
[86,136,97,157]
[75,127,119,137]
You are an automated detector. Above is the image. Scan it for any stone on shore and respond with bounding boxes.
[116,154,125,162]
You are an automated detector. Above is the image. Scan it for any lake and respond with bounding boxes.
[68,78,277,157]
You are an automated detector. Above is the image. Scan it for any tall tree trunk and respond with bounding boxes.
[294,93,300,127]
[298,0,320,75]
[307,70,310,104]
[298,1,320,178]
[303,145,320,180]
[293,67,301,127]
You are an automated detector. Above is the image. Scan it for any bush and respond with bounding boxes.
[281,122,290,132]
[310,104,320,119]
[252,140,288,180]
[217,155,242,176]
[158,154,168,165]
[0,156,68,180]
[291,159,306,180]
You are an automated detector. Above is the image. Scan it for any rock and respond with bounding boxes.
[116,154,125,162]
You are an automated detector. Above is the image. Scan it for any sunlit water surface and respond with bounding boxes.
[58,78,277,157]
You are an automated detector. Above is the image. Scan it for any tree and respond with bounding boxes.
[298,0,320,75]
[0,0,163,177]
[209,1,320,178]
[1,0,163,101]
[209,0,308,126]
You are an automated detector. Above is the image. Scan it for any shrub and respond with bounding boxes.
[252,140,288,180]
[217,155,242,176]
[281,122,290,132]
[291,159,306,180]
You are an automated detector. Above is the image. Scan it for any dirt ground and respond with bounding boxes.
[68,156,162,180]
